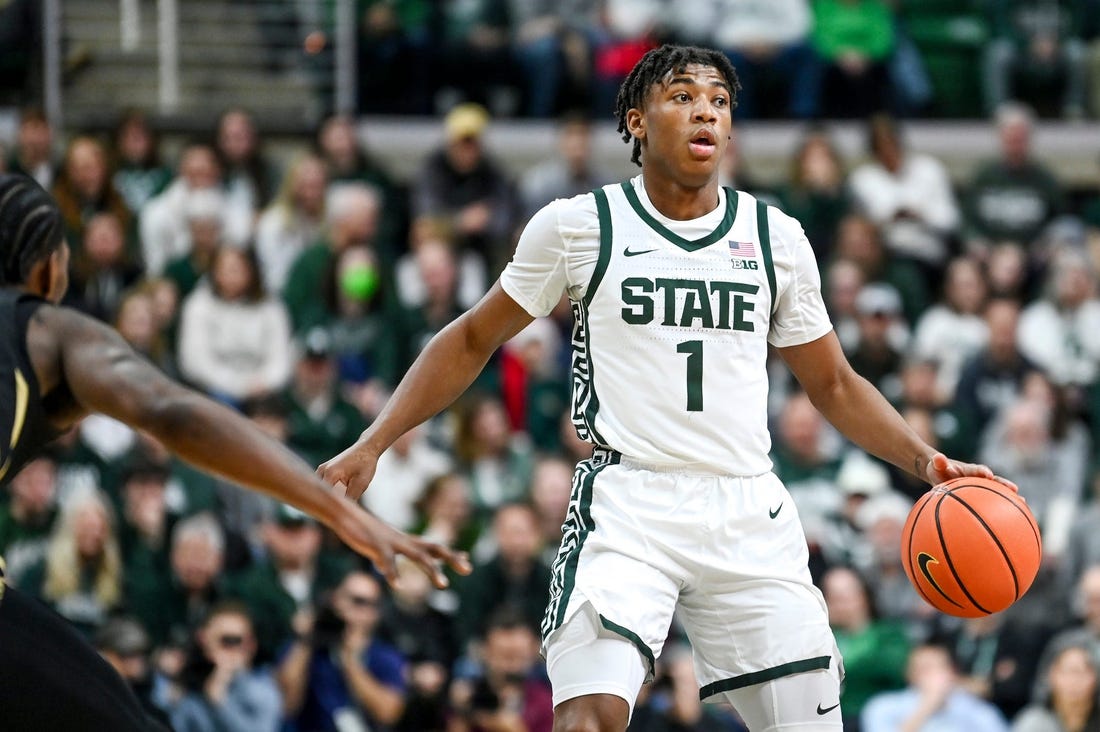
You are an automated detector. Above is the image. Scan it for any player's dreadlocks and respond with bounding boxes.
[0,174,63,286]
[614,45,740,167]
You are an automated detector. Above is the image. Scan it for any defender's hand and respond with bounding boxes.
[318,442,379,500]
[331,503,472,589]
[923,453,1019,493]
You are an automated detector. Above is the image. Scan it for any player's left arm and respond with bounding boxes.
[778,331,1016,489]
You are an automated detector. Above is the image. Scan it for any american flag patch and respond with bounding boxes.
[728,240,756,258]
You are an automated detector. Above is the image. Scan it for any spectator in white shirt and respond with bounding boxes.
[849,115,960,276]
[675,0,818,119]
[254,153,328,295]
[362,423,453,531]
[1017,249,1100,388]
[177,246,292,405]
[911,257,990,398]
[141,142,253,275]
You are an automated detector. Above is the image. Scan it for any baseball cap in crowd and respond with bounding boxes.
[275,502,315,528]
[854,283,902,318]
[836,454,890,498]
[301,327,332,359]
[94,617,151,657]
[855,491,913,532]
[444,103,490,142]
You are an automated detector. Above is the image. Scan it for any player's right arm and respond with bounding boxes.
[39,305,470,587]
[319,197,578,499]
[318,282,534,499]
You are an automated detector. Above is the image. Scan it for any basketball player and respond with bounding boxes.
[0,173,470,729]
[319,46,1014,731]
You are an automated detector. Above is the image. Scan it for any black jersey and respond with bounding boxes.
[0,288,60,488]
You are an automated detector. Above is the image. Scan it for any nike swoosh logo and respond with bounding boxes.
[817,702,840,715]
[768,503,783,519]
[624,247,659,257]
[917,552,963,608]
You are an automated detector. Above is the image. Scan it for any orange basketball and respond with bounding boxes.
[901,477,1041,617]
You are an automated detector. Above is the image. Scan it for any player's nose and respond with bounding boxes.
[693,101,718,123]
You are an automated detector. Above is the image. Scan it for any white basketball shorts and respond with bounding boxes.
[541,447,844,728]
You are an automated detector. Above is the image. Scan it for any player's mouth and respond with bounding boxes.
[688,128,717,158]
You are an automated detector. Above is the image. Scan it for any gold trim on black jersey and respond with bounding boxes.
[0,368,29,483]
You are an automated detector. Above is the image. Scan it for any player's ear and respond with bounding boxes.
[626,108,645,141]
[26,256,52,298]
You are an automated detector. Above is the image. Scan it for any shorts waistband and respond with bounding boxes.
[590,447,765,478]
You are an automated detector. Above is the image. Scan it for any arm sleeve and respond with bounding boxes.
[499,199,571,318]
[768,212,833,348]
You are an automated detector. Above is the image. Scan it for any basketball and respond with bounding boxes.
[901,477,1041,618]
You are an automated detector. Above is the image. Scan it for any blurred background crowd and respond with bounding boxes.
[4,1,1100,731]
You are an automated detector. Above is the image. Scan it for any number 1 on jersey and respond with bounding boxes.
[676,340,703,411]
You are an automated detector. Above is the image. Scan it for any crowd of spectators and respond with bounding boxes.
[348,0,1100,121]
[273,0,1100,121]
[3,38,1100,729]
[8,1,1100,122]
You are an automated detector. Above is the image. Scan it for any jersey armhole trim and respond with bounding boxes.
[756,200,778,314]
[584,188,613,308]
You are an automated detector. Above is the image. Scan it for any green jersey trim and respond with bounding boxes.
[585,188,615,307]
[699,655,832,699]
[620,182,738,252]
[756,200,778,312]
[541,457,614,637]
[599,614,656,676]
[577,299,607,445]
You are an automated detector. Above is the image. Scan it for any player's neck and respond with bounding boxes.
[638,171,720,221]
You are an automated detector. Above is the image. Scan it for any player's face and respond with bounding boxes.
[628,64,733,188]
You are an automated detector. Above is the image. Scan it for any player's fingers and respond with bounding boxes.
[930,453,951,476]
[422,542,472,576]
[374,546,398,587]
[346,473,372,501]
[401,541,449,589]
[993,475,1020,493]
[971,463,995,479]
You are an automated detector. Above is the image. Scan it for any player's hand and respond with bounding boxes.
[317,442,379,500]
[924,453,1019,493]
[331,502,472,589]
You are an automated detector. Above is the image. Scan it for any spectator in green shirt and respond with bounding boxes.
[283,183,385,334]
[284,328,368,469]
[163,189,226,300]
[126,511,228,648]
[811,0,896,117]
[963,103,1064,252]
[824,565,910,724]
[0,455,58,587]
[229,504,353,663]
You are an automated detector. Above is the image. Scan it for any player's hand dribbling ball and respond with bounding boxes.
[901,476,1041,617]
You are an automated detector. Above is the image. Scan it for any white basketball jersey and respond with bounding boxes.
[501,176,832,476]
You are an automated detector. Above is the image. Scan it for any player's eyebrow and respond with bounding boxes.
[666,76,732,94]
